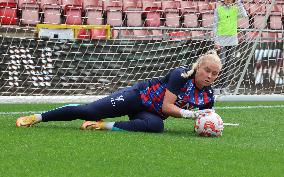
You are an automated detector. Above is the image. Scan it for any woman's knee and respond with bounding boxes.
[147,118,164,133]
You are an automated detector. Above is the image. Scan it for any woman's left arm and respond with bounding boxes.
[237,0,248,18]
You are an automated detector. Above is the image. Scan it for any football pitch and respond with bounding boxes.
[0,102,283,177]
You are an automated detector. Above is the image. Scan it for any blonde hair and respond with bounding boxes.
[181,50,222,78]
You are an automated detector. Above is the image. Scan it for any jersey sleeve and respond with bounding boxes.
[166,68,187,96]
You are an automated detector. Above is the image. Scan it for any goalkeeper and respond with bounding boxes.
[16,50,222,133]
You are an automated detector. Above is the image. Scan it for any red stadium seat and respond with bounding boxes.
[18,0,40,25]
[41,0,61,24]
[61,0,82,25]
[180,1,199,28]
[104,0,123,26]
[161,1,180,27]
[116,29,151,40]
[142,0,161,27]
[151,29,162,40]
[18,0,35,9]
[238,17,250,29]
[277,33,283,42]
[253,0,271,3]
[237,31,245,42]
[269,4,282,29]
[77,29,90,39]
[90,28,107,39]
[133,30,148,39]
[133,30,151,40]
[168,30,190,41]
[191,30,204,40]
[199,1,215,28]
[261,32,278,43]
[82,0,103,25]
[246,31,259,40]
[123,0,143,27]
[250,3,267,29]
[0,0,17,25]
[118,29,133,39]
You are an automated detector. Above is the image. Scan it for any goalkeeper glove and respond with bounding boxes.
[180,109,214,119]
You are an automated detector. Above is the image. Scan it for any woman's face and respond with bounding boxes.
[195,59,221,89]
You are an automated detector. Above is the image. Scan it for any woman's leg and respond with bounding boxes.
[41,86,143,122]
[216,46,229,88]
[113,111,164,133]
[224,45,237,87]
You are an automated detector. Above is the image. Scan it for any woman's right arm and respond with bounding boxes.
[162,89,183,118]
[162,89,205,119]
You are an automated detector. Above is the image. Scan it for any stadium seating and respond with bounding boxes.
[168,30,191,41]
[40,0,61,24]
[0,0,17,25]
[261,32,279,42]
[104,0,123,26]
[142,0,161,27]
[161,1,180,27]
[250,3,267,29]
[191,30,204,39]
[90,28,107,39]
[61,0,82,25]
[18,0,39,25]
[76,29,91,39]
[238,16,250,29]
[83,0,103,25]
[199,1,215,28]
[0,0,280,41]
[133,29,151,40]
[269,3,282,29]
[246,31,259,40]
[123,0,143,27]
[151,29,162,40]
[82,0,105,39]
[180,1,199,28]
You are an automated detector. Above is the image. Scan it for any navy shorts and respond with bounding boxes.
[42,84,164,133]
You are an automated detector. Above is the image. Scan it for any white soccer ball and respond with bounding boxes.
[194,112,224,137]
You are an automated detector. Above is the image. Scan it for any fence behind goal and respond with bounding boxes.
[0,0,283,103]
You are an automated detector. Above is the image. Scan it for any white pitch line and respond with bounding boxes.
[0,105,283,115]
[0,111,42,115]
[223,123,239,126]
[215,105,284,109]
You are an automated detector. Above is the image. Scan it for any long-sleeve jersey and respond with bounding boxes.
[137,67,215,118]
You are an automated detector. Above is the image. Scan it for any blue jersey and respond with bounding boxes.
[138,67,215,118]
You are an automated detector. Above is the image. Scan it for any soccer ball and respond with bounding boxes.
[194,112,224,137]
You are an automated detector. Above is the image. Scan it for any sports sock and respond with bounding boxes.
[103,122,115,130]
[35,114,43,123]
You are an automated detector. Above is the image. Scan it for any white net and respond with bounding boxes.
[0,0,283,103]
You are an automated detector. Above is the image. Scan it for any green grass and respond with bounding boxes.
[0,102,284,177]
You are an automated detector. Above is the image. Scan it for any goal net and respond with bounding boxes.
[0,0,283,103]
